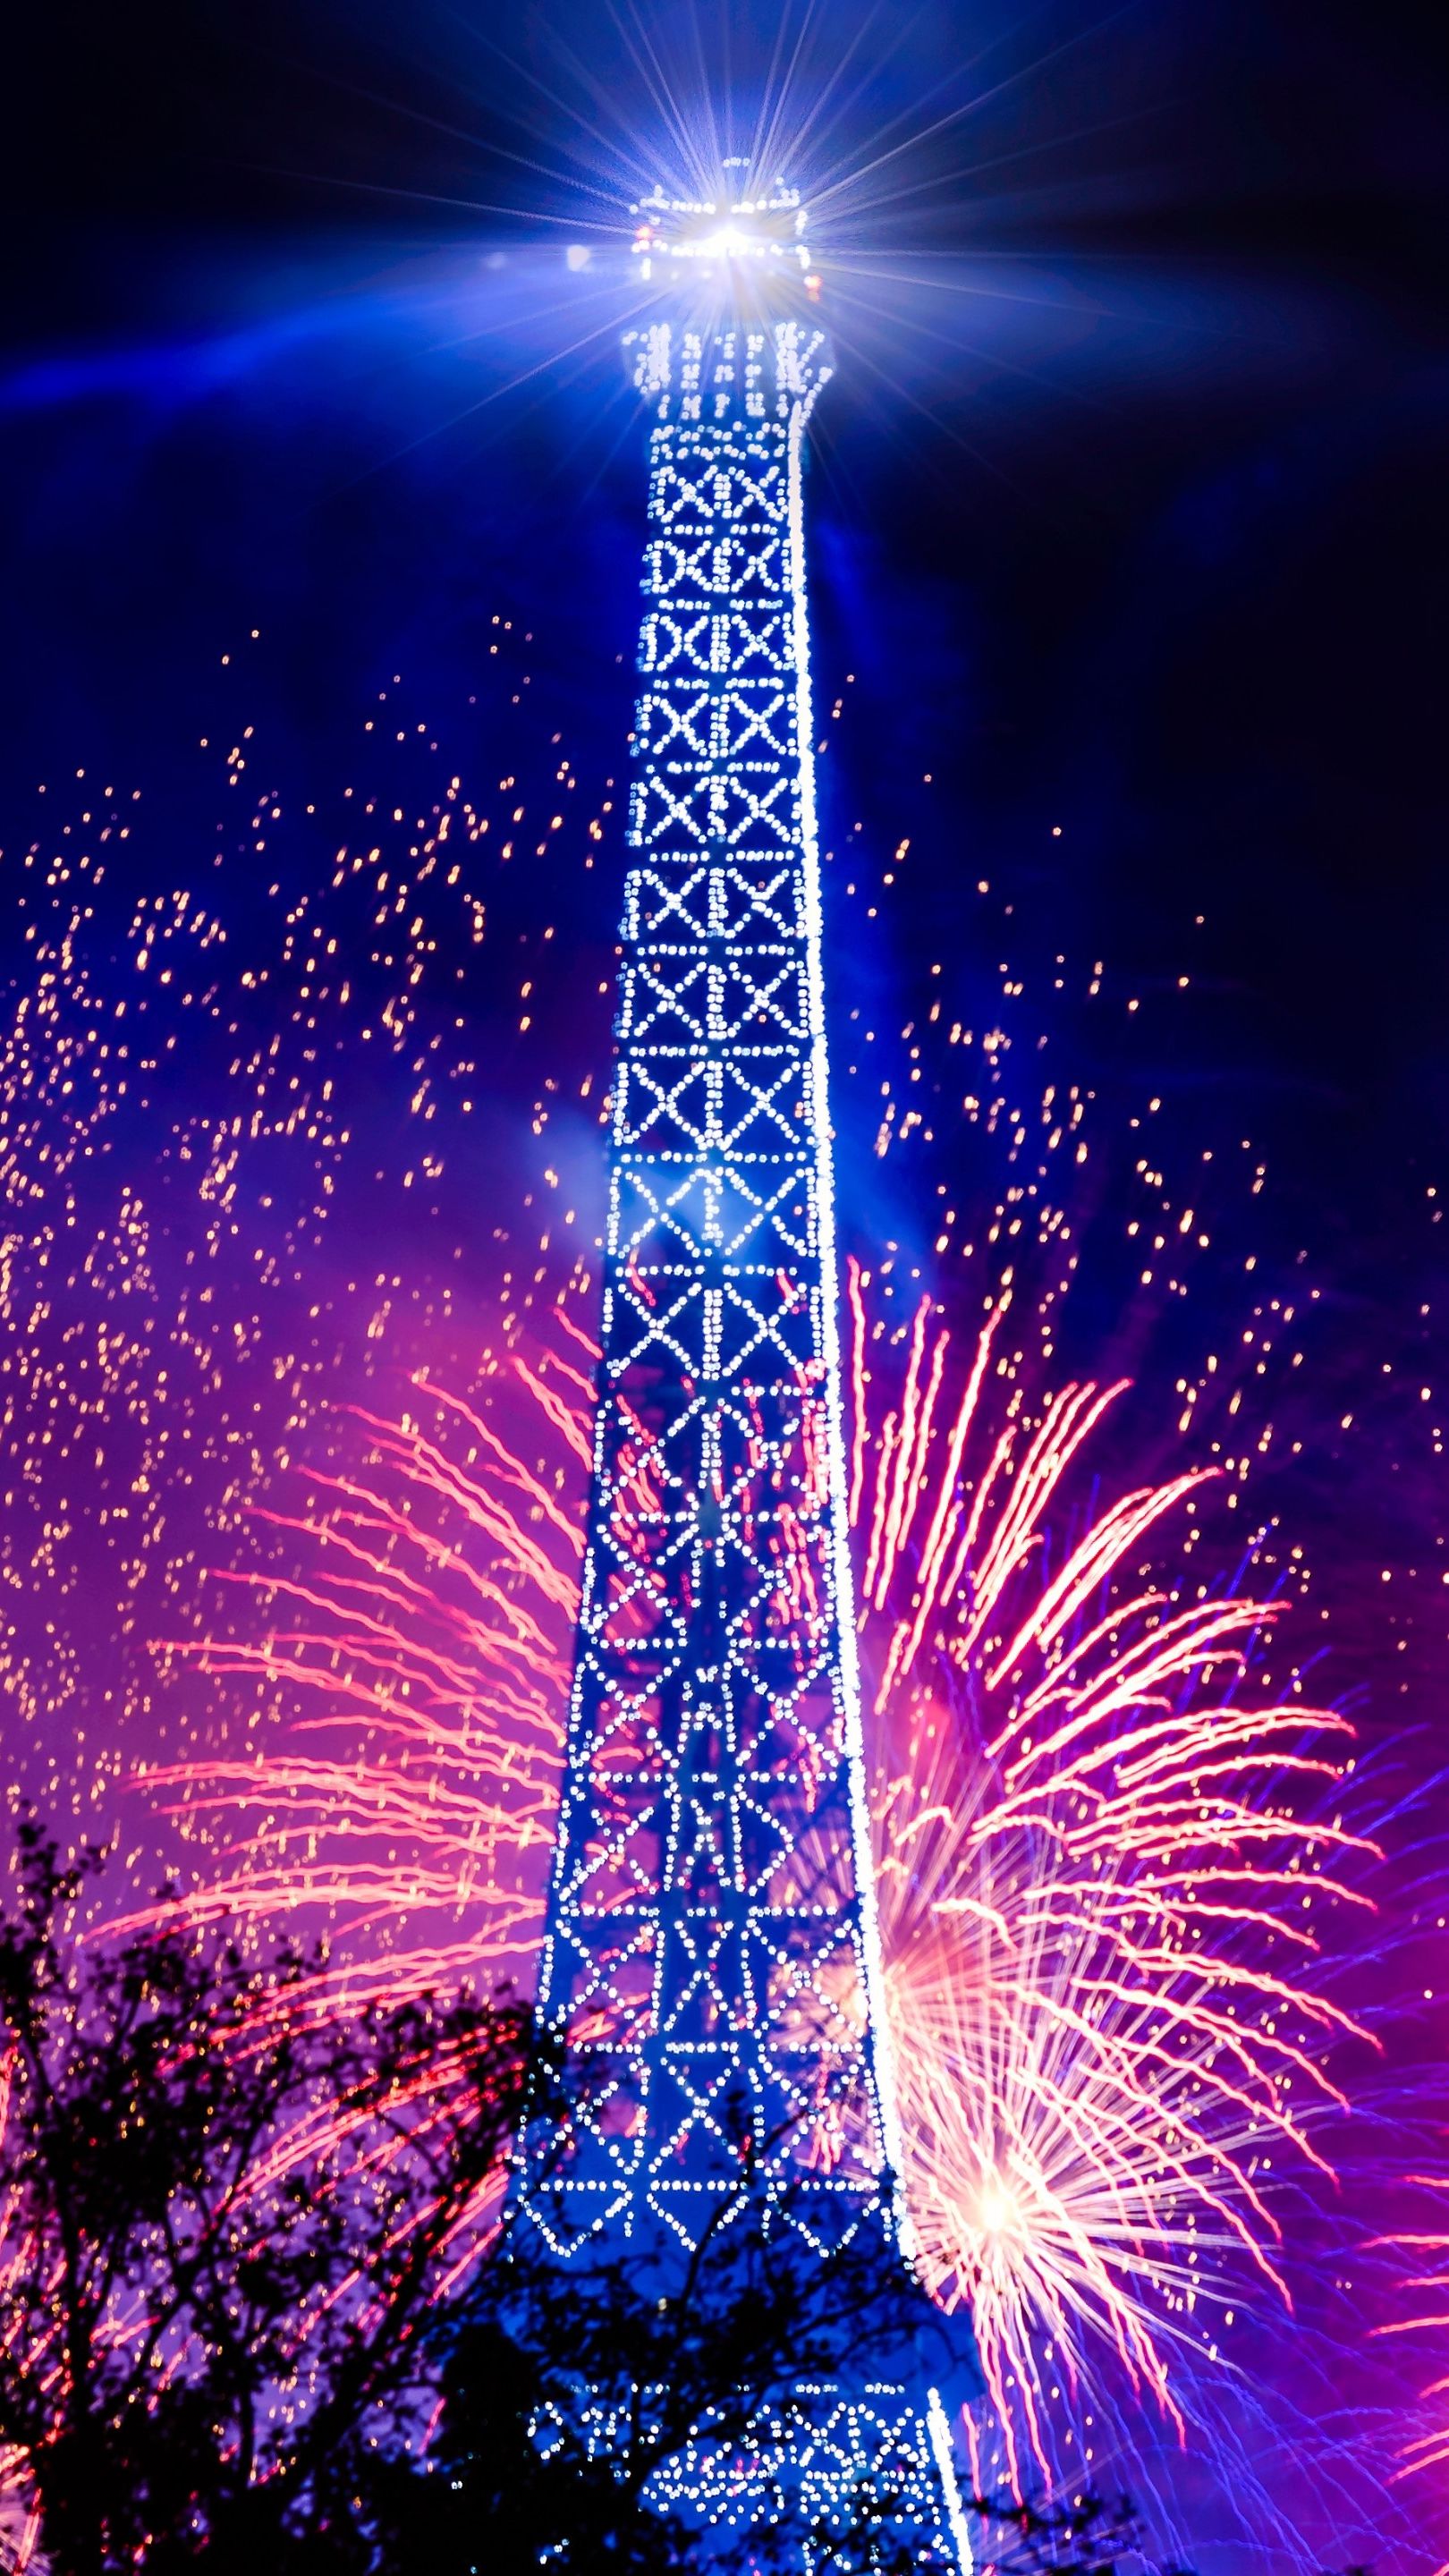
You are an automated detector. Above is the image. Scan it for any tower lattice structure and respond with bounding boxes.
[522,172,972,2565]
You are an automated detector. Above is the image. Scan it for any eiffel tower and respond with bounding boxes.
[520,165,975,2564]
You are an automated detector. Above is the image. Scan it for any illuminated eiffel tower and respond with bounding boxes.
[521,164,975,2563]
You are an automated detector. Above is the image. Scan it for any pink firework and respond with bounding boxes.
[848,1265,1374,2483]
[147,1343,590,1995]
[1368,2181,1449,2493]
[139,1337,589,2241]
[148,1273,1375,2485]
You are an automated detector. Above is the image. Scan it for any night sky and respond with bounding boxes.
[2,2,1448,2567]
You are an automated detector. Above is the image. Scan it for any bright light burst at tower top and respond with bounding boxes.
[631,159,823,304]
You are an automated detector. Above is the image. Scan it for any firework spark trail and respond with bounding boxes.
[6,664,1430,2546]
[143,1257,1387,2503]
[0,622,631,1916]
[1368,2179,1449,2497]
[147,1360,583,2004]
[856,1278,1376,2484]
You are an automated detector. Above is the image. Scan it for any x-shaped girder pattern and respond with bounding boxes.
[535,408,892,2234]
[521,352,963,2569]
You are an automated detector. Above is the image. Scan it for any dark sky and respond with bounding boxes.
[4,0,1446,1621]
[1,6,1448,2560]
[4,0,1445,1160]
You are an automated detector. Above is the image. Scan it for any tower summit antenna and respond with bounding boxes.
[520,157,977,2563]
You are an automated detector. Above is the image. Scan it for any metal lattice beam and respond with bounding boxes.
[521,213,972,2566]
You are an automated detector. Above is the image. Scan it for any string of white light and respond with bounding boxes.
[523,176,970,2566]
